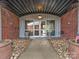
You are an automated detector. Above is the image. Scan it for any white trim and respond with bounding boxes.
[55,18,61,37]
[19,14,61,38]
[19,17,26,38]
[77,7,79,34]
[0,5,2,40]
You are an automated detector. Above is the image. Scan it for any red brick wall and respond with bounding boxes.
[61,8,78,39]
[2,7,19,39]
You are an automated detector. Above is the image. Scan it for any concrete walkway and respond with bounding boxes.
[18,39,60,59]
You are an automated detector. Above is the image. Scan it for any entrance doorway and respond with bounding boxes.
[19,14,61,38]
[25,20,55,37]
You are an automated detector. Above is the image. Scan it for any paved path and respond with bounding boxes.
[19,39,60,59]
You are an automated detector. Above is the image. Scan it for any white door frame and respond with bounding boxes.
[0,5,2,40]
[19,15,61,38]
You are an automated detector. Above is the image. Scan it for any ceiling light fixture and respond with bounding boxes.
[38,15,42,19]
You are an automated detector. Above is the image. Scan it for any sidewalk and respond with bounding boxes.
[18,39,60,59]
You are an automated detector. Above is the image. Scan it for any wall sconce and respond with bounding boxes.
[68,22,71,25]
[9,22,13,25]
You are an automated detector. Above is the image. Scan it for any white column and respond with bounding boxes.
[0,5,2,40]
[33,20,34,36]
[55,18,61,37]
[39,21,41,36]
[19,17,26,38]
[78,4,79,34]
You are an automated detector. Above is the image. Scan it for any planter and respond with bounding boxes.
[68,40,79,59]
[76,35,79,43]
[0,41,12,59]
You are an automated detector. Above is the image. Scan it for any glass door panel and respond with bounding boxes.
[41,30,47,36]
[41,21,45,30]
[41,21,47,36]
[35,25,39,29]
[25,20,55,37]
[34,21,40,36]
[35,30,39,36]
[47,20,55,36]
[25,20,33,36]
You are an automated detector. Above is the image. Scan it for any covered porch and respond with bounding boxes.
[0,0,79,59]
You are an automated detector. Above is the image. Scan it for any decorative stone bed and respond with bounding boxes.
[10,39,30,59]
[48,39,70,59]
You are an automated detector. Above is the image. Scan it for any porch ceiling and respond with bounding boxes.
[1,0,77,17]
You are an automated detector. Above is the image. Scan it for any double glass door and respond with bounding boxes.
[25,20,55,37]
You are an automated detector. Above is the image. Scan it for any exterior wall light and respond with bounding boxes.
[38,15,42,19]
[68,22,71,25]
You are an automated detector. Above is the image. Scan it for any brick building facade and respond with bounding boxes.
[0,3,78,40]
